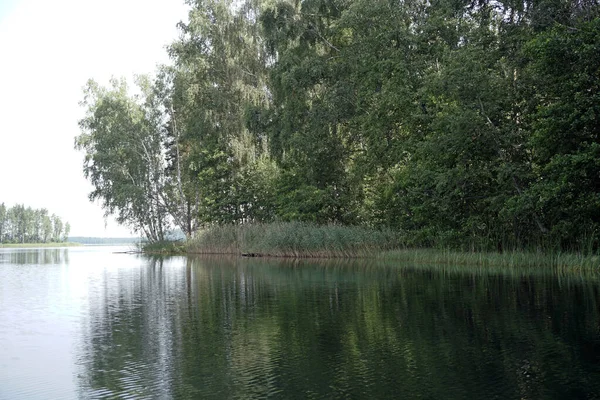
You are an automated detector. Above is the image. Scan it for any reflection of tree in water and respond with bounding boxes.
[76,256,600,399]
[76,257,186,398]
[5,248,68,265]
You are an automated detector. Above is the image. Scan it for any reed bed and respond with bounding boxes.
[186,222,400,258]
[154,222,600,271]
[142,240,186,255]
[380,248,600,271]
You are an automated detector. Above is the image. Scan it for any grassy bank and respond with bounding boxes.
[182,222,600,270]
[380,248,600,270]
[0,242,81,248]
[136,223,600,270]
[187,222,400,258]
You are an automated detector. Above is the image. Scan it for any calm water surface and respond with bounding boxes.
[1,246,600,399]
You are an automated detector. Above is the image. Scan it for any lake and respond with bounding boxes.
[1,246,600,399]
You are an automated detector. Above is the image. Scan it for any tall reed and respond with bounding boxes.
[186,222,400,258]
[183,222,600,270]
[380,248,600,271]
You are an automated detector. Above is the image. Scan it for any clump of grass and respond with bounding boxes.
[142,240,186,255]
[186,222,401,258]
[380,248,600,271]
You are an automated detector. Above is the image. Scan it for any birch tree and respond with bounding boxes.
[75,78,169,242]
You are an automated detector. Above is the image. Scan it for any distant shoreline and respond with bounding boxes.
[0,242,82,248]
[67,237,141,245]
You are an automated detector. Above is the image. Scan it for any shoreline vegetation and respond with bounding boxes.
[142,223,600,271]
[75,1,600,262]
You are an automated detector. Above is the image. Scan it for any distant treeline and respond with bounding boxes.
[68,237,141,245]
[0,203,70,244]
[76,0,600,252]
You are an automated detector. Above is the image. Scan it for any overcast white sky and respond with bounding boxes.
[0,0,188,237]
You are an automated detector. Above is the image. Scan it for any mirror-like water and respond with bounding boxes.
[1,246,599,399]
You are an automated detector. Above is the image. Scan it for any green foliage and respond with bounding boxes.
[519,19,600,249]
[167,0,274,226]
[0,202,69,244]
[76,78,170,241]
[78,0,600,252]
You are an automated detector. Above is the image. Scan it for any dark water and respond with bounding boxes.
[1,247,600,399]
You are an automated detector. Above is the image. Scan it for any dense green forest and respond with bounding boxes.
[76,0,600,252]
[0,203,70,244]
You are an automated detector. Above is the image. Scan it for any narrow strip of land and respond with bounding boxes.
[0,242,81,248]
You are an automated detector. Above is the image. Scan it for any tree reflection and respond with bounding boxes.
[76,257,600,399]
[2,248,68,265]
